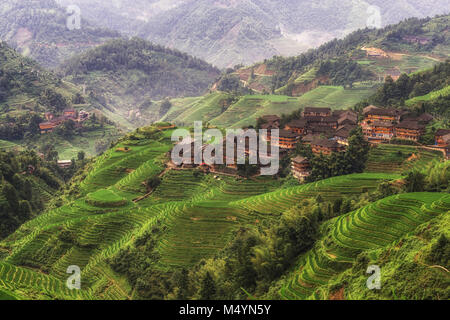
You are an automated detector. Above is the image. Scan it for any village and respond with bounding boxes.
[38,108,90,134]
[169,106,450,181]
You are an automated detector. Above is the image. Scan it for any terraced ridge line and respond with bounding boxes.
[231,173,400,215]
[0,262,93,300]
[281,192,450,300]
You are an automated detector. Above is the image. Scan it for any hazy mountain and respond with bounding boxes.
[0,0,119,68]
[56,0,450,68]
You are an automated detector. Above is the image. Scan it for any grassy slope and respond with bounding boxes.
[366,145,444,174]
[277,192,450,300]
[165,87,376,128]
[0,126,406,299]
[406,85,450,106]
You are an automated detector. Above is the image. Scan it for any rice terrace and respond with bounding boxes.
[0,0,449,304]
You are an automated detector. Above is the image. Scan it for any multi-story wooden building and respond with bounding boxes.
[364,108,398,123]
[273,130,301,150]
[291,156,311,181]
[395,121,426,141]
[304,116,338,129]
[363,121,395,142]
[334,125,356,146]
[285,119,308,135]
[311,139,346,155]
[435,129,450,147]
[336,110,358,126]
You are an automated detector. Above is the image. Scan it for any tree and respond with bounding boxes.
[199,272,216,300]
[72,92,85,104]
[77,151,85,161]
[404,171,426,192]
[345,127,370,173]
[146,176,161,191]
[174,268,189,299]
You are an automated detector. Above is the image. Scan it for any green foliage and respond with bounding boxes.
[370,61,450,115]
[308,127,370,181]
[318,59,375,87]
[0,150,63,239]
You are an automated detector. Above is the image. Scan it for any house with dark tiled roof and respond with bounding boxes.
[334,125,357,146]
[337,111,358,126]
[301,133,321,145]
[291,156,311,181]
[311,139,346,155]
[285,119,308,135]
[272,130,301,149]
[305,116,338,129]
[362,121,395,141]
[395,121,426,141]
[260,115,280,128]
[435,129,450,147]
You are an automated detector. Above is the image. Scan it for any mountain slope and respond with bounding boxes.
[60,0,450,68]
[0,125,404,299]
[0,0,119,68]
[61,38,221,128]
[0,41,123,159]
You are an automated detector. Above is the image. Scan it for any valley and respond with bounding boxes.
[0,2,448,302]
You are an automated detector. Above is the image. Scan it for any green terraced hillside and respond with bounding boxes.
[279,192,450,300]
[0,124,402,299]
[366,145,444,174]
[164,88,376,128]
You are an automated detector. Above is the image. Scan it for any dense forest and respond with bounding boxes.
[317,59,375,87]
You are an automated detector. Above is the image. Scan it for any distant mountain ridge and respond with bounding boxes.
[58,0,450,68]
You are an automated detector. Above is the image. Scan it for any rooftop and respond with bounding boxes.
[287,119,308,128]
[436,129,450,136]
[278,129,301,139]
[396,121,425,130]
[292,156,309,164]
[311,139,342,149]
[304,107,331,114]
[260,115,280,122]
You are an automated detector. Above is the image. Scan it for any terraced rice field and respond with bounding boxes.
[366,144,443,173]
[232,173,399,215]
[0,125,440,299]
[0,149,399,300]
[280,192,450,300]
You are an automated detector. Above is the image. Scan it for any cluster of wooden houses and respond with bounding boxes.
[168,106,449,179]
[39,109,90,134]
[257,106,447,181]
[260,107,358,154]
[361,105,434,142]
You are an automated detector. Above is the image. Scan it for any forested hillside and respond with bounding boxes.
[0,149,77,239]
[368,61,449,114]
[0,0,119,68]
[0,41,122,159]
[61,38,221,127]
[217,15,449,96]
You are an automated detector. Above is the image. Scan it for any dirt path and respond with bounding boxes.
[132,167,171,203]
